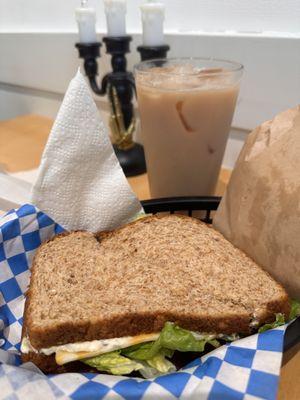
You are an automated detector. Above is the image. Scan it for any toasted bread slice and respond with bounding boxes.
[23,215,290,356]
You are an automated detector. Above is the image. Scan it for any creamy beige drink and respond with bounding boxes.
[135,59,243,197]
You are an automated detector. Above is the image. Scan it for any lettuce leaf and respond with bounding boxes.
[122,341,159,360]
[258,313,285,333]
[289,299,300,320]
[82,349,175,377]
[140,352,176,378]
[138,362,166,379]
[146,353,176,373]
[159,322,220,352]
[82,351,143,375]
[122,322,219,361]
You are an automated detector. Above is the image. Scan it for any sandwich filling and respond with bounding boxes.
[21,322,238,378]
[21,301,300,378]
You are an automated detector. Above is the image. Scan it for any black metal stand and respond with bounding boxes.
[137,44,170,61]
[75,42,105,94]
[76,37,146,177]
[76,38,170,177]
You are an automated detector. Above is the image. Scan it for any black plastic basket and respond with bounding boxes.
[141,196,300,353]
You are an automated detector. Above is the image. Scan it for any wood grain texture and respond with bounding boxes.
[0,114,299,398]
[0,114,52,172]
[279,342,300,400]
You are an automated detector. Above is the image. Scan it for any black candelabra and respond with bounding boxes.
[76,36,169,177]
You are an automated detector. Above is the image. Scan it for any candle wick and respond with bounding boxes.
[81,0,88,7]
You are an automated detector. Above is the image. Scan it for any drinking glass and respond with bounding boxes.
[134,58,243,197]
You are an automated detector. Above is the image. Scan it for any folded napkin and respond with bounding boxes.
[31,70,143,232]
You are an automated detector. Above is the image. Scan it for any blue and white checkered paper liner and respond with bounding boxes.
[0,204,288,400]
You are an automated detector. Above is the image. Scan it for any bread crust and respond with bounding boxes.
[22,215,290,353]
[25,305,290,351]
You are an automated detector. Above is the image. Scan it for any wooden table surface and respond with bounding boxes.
[0,114,299,399]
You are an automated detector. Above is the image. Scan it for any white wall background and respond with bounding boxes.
[1,0,300,34]
[0,0,299,168]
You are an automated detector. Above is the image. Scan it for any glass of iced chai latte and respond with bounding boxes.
[135,58,243,197]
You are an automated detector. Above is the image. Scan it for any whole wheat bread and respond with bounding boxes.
[22,215,290,371]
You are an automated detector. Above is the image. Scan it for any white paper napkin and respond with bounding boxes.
[31,70,143,232]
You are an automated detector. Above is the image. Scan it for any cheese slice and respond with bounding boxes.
[21,333,160,365]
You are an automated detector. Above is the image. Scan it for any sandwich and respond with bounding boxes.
[21,214,294,378]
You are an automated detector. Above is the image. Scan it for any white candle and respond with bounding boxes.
[104,0,127,37]
[140,1,165,46]
[75,0,97,43]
